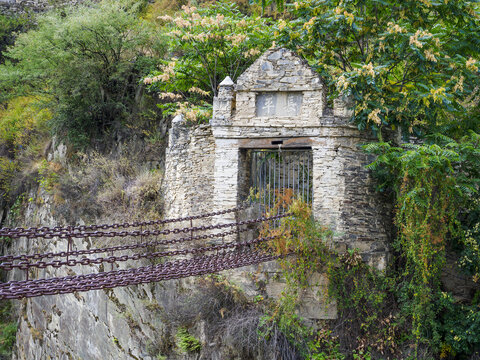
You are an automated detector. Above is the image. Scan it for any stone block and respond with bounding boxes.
[333,95,354,118]
[255,92,303,117]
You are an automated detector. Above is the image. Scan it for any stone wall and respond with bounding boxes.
[311,124,390,270]
[162,116,216,228]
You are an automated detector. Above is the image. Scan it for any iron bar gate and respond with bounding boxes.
[249,149,313,212]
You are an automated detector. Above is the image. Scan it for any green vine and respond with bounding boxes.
[366,132,480,355]
[260,194,398,359]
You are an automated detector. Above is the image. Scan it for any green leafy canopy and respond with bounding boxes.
[271,0,480,138]
[1,0,164,147]
[143,1,275,123]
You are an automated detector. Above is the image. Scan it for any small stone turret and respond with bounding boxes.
[333,94,354,118]
[211,76,235,126]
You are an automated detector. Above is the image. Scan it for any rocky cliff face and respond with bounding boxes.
[6,191,292,359]
[3,146,179,359]
[2,141,290,360]
[0,0,87,15]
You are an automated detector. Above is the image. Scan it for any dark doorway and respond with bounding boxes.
[248,148,313,211]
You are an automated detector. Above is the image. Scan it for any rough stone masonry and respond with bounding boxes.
[163,48,392,319]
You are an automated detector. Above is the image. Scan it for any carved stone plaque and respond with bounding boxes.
[256,92,303,117]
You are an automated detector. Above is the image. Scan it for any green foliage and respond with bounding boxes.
[434,291,480,358]
[8,193,26,221]
[1,0,164,147]
[261,197,332,286]
[37,160,61,193]
[328,250,399,356]
[140,0,185,21]
[458,197,480,282]
[0,96,51,202]
[260,197,400,358]
[272,0,480,137]
[309,329,346,360]
[259,198,332,357]
[143,1,274,122]
[260,198,400,357]
[0,322,16,356]
[366,132,480,353]
[0,13,31,65]
[260,196,331,310]
[0,96,51,153]
[0,301,17,357]
[175,327,201,353]
[0,157,18,201]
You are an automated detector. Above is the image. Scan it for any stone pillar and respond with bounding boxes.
[312,139,346,240]
[212,76,235,126]
[212,139,240,229]
[163,115,188,220]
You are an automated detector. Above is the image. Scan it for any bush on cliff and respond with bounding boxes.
[0,0,165,147]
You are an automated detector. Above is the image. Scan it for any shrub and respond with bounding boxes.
[57,146,163,224]
[0,96,50,202]
[0,301,16,357]
[0,13,31,65]
[366,132,480,355]
[175,327,201,353]
[1,0,165,147]
[0,157,17,202]
[0,96,50,154]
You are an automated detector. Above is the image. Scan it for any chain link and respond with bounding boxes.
[0,235,280,270]
[0,227,251,263]
[0,205,249,237]
[0,213,288,240]
[0,207,292,300]
[0,249,289,299]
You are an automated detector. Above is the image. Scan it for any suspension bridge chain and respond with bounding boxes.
[0,207,291,300]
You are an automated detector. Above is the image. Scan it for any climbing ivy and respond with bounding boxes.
[366,131,480,354]
[259,195,333,357]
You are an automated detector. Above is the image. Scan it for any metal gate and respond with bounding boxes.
[249,149,312,211]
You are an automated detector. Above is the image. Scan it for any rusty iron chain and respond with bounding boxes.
[0,213,288,240]
[0,227,251,263]
[0,249,289,299]
[0,235,280,270]
[0,204,249,237]
[0,207,292,300]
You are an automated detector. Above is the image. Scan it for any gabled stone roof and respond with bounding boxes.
[236,48,323,92]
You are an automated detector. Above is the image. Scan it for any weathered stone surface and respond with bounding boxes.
[333,94,354,118]
[256,92,303,117]
[9,189,179,360]
[233,48,325,125]
[0,0,85,14]
[163,121,216,229]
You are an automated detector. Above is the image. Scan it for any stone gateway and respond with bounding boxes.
[163,48,391,319]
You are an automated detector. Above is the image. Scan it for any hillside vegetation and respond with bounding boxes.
[0,0,480,359]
